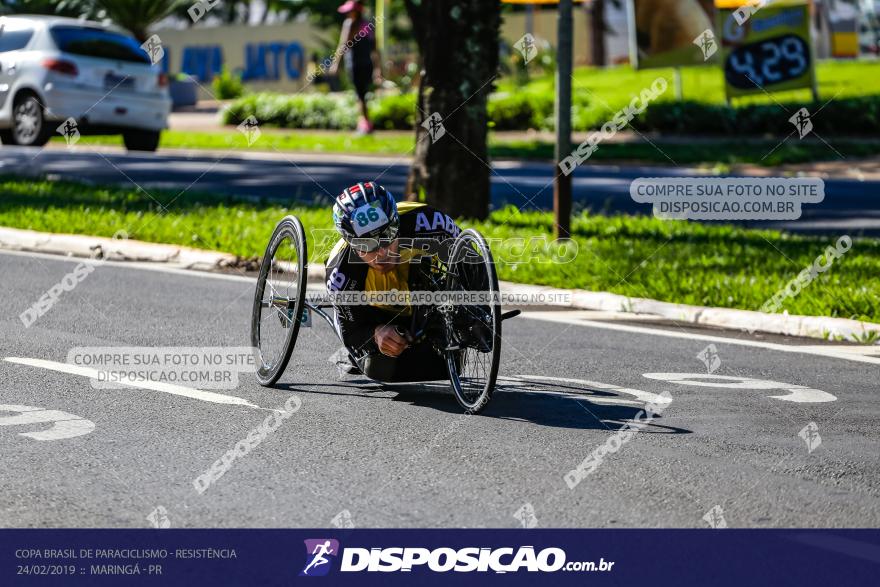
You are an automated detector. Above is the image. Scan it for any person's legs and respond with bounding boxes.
[358,352,396,381]
[357,341,449,383]
[351,66,373,132]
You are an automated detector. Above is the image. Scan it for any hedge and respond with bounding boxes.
[223,93,360,130]
[633,96,880,136]
[222,92,880,137]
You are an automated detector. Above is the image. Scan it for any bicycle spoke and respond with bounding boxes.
[445,230,500,411]
[258,235,300,371]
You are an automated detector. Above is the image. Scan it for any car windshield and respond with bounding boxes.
[50,25,150,64]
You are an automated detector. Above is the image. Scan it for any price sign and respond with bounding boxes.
[716,0,816,98]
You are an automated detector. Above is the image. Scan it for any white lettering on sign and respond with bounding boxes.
[641,373,836,403]
[0,404,95,440]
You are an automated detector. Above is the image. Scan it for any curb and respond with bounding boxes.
[0,227,328,281]
[2,227,877,344]
[503,282,880,344]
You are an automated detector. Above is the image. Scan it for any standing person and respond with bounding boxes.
[330,0,382,134]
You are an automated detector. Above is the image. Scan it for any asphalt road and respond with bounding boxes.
[2,249,878,528]
[2,145,880,235]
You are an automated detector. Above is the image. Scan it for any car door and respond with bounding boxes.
[0,21,35,115]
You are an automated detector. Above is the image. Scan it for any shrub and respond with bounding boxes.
[222,93,359,130]
[633,96,880,136]
[212,67,245,100]
[370,93,417,130]
[489,92,549,130]
[223,90,880,137]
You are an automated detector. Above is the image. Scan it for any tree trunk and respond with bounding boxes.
[404,0,501,220]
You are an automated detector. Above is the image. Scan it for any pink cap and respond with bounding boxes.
[338,1,362,13]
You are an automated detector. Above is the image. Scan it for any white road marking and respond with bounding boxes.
[0,404,95,440]
[520,311,880,365]
[0,248,254,284]
[3,357,261,409]
[499,375,671,407]
[642,373,837,403]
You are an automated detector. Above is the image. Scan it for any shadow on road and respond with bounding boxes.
[274,380,692,434]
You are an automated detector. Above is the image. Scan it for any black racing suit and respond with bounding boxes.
[325,202,461,382]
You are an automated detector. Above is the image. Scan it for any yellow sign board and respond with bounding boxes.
[716,0,816,98]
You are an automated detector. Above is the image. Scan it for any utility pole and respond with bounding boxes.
[554,0,573,240]
[589,0,606,67]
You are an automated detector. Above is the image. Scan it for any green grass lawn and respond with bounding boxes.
[52,130,416,156]
[2,175,877,326]
[53,130,880,167]
[496,60,880,130]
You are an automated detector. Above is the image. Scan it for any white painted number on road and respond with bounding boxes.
[641,373,837,403]
[0,404,95,440]
[498,375,672,407]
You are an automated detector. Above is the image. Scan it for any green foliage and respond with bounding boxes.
[222,92,360,130]
[488,92,552,131]
[635,96,880,136]
[93,0,183,42]
[212,67,245,100]
[499,37,557,86]
[369,93,416,129]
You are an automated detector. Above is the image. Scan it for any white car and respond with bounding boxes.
[0,15,171,151]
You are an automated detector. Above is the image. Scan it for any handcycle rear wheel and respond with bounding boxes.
[444,228,502,413]
[251,215,308,386]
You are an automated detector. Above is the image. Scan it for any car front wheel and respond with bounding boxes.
[6,94,51,147]
[123,130,161,152]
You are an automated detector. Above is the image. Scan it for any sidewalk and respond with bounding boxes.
[2,226,878,345]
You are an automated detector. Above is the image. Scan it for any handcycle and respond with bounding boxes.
[250,215,519,413]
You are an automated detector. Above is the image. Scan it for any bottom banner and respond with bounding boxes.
[1,529,878,586]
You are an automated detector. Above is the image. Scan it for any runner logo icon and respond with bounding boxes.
[300,539,340,576]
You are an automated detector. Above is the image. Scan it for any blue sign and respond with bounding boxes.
[180,45,223,82]
[242,41,305,81]
[175,41,304,83]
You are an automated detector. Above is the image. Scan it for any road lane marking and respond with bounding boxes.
[499,375,671,407]
[0,404,95,440]
[642,373,837,403]
[4,357,261,409]
[0,248,254,284]
[520,311,880,366]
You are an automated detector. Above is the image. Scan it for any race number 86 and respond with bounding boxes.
[356,207,380,227]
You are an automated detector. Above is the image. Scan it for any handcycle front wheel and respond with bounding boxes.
[251,215,308,386]
[444,228,502,414]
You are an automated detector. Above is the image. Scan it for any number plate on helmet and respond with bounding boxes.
[351,202,389,236]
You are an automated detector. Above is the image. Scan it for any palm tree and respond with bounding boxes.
[93,0,184,42]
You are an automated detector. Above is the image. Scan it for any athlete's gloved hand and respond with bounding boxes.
[374,325,409,357]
